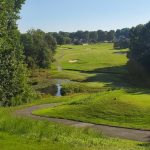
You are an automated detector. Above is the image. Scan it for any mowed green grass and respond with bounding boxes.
[52,43,128,73]
[51,43,129,91]
[1,100,149,150]
[34,90,150,130]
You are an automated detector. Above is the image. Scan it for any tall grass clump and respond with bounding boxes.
[61,82,111,95]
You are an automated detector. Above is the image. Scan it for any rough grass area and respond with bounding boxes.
[34,90,150,130]
[0,101,149,150]
[1,132,149,150]
[29,69,57,96]
[0,132,73,150]
[61,82,113,95]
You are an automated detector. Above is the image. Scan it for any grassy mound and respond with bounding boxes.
[34,90,150,130]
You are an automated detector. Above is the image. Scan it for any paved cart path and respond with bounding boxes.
[15,103,150,142]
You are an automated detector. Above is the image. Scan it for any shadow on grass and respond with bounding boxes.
[87,65,127,74]
[65,65,127,74]
[84,72,130,89]
[138,142,150,148]
[65,65,129,88]
[114,51,127,55]
[65,65,150,95]
[124,87,150,95]
[85,72,150,95]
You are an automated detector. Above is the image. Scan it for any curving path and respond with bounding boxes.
[15,103,150,142]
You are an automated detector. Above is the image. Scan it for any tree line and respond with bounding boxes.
[20,28,130,69]
[49,29,130,47]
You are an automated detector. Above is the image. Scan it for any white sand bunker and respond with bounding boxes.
[69,60,78,63]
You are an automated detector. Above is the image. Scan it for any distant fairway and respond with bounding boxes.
[51,43,129,90]
[52,43,128,73]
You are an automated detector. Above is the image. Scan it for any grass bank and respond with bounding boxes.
[34,90,150,130]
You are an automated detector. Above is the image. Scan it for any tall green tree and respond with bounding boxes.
[114,28,130,49]
[0,0,34,106]
[82,31,89,43]
[21,29,57,68]
[89,31,98,43]
[97,30,106,42]
[115,28,130,40]
[114,37,130,49]
[106,30,115,42]
[128,22,150,85]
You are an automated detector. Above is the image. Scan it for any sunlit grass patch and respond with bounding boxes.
[34,90,150,130]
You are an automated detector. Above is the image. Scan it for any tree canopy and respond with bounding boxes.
[21,29,57,68]
[114,28,130,49]
[0,0,34,106]
[49,30,116,45]
[128,22,150,85]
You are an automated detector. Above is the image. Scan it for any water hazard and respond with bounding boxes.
[54,79,71,97]
[56,83,62,96]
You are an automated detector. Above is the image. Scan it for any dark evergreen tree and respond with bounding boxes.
[114,28,130,49]
[114,37,130,49]
[106,30,115,42]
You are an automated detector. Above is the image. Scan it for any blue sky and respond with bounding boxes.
[18,0,150,33]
